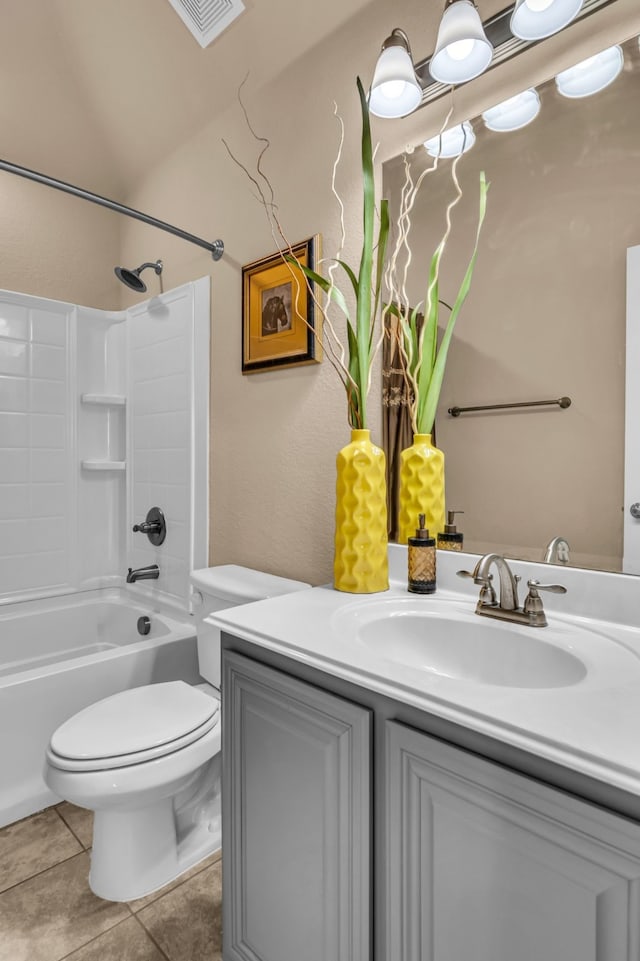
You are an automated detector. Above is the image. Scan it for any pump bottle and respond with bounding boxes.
[408,514,436,594]
[438,510,464,551]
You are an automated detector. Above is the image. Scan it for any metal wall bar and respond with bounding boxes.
[0,158,224,261]
[448,396,572,417]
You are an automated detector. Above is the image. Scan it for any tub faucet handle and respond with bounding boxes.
[132,507,166,546]
[133,520,160,534]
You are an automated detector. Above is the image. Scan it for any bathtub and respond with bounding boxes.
[0,588,200,827]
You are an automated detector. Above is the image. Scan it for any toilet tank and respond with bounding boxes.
[190,565,310,688]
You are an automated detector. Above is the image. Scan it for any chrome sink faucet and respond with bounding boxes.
[457,553,566,628]
[544,536,570,565]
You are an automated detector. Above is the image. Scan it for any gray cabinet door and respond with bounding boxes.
[222,649,371,961]
[385,720,640,961]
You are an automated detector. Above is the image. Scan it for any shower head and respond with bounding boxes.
[114,260,163,293]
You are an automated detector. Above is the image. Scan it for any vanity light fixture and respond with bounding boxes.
[429,0,493,84]
[482,88,541,131]
[369,28,422,118]
[370,0,615,119]
[510,0,583,41]
[555,44,623,98]
[424,121,476,157]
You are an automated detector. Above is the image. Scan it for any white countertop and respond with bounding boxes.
[208,545,640,799]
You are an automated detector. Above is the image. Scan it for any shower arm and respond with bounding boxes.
[0,158,224,261]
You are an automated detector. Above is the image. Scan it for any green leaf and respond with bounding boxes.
[415,243,443,426]
[355,75,375,429]
[418,172,490,434]
[346,320,361,428]
[335,259,359,300]
[371,198,390,353]
[285,255,351,321]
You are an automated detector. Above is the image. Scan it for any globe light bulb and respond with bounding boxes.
[482,89,540,132]
[424,121,475,158]
[572,53,598,73]
[379,80,408,100]
[511,0,583,41]
[555,45,623,98]
[524,0,554,11]
[369,29,422,118]
[446,38,476,61]
[429,1,493,85]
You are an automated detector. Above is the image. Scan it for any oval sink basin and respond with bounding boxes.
[333,599,588,689]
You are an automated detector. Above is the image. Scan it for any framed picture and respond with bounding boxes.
[242,236,323,374]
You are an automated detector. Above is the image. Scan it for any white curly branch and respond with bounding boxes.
[222,84,361,396]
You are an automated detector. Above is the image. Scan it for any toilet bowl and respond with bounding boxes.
[44,565,310,902]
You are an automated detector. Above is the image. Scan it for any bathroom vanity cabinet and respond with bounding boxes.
[221,641,640,961]
[221,649,371,961]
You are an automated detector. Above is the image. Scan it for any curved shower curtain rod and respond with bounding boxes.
[0,158,224,261]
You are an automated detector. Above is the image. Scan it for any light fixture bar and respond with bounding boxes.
[414,0,618,107]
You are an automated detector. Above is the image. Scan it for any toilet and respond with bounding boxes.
[44,565,309,902]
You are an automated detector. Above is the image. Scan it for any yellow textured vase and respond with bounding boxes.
[397,433,445,545]
[334,429,389,593]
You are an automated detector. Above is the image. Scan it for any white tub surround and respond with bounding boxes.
[127,278,210,610]
[208,544,640,805]
[0,278,209,612]
[0,589,198,827]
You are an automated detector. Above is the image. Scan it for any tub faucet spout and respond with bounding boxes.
[126,564,159,583]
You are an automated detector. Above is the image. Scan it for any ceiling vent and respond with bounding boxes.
[166,0,245,48]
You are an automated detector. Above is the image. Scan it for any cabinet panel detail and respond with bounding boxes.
[222,650,371,961]
[386,721,640,961]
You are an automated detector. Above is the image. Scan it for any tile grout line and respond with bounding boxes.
[127,850,222,915]
[54,805,91,851]
[0,805,49,831]
[131,913,173,961]
[55,914,134,961]
[0,848,87,898]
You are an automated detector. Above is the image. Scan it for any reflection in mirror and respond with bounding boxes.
[382,34,640,574]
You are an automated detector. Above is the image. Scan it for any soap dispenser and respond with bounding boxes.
[408,514,436,594]
[438,510,464,551]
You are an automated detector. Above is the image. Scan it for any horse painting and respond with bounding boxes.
[261,292,291,335]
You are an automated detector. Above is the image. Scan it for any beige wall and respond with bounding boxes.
[0,176,121,309]
[117,0,640,584]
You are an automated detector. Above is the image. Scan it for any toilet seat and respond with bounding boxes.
[47,681,220,772]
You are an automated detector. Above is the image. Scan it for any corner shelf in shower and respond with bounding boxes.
[80,460,126,472]
[80,393,126,406]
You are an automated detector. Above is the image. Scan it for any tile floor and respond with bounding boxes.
[0,803,222,961]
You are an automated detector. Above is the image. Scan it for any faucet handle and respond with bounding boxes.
[457,569,497,607]
[523,579,566,625]
[457,568,491,587]
[526,579,567,594]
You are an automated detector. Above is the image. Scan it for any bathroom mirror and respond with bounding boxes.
[382,33,640,574]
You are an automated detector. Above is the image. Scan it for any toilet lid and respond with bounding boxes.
[50,681,219,762]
